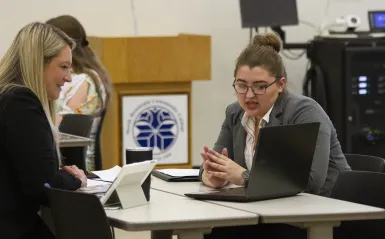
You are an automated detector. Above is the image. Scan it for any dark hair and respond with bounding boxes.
[46,15,112,113]
[234,32,286,79]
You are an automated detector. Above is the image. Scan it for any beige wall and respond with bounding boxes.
[1,0,383,166]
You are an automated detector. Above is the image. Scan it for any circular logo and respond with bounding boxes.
[133,106,178,155]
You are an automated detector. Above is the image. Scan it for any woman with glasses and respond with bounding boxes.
[200,32,351,239]
[200,32,350,197]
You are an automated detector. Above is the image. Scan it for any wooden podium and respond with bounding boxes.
[88,34,211,169]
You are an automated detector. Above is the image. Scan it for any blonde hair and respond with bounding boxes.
[0,22,75,165]
[46,15,112,113]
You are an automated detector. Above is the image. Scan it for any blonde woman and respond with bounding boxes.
[46,15,112,171]
[0,22,87,238]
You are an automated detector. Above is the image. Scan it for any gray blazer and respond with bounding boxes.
[202,91,351,197]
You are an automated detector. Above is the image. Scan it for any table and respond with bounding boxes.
[106,189,259,239]
[151,176,385,239]
[59,132,92,148]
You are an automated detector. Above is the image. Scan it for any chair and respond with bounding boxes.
[344,153,385,173]
[44,184,114,239]
[331,171,385,239]
[59,114,94,170]
[94,110,106,170]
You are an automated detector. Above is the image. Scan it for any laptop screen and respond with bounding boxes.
[369,11,385,32]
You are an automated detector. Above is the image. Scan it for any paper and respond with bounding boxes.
[156,169,200,177]
[78,179,111,194]
[91,165,121,182]
[87,179,111,187]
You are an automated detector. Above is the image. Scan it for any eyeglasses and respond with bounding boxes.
[232,78,280,95]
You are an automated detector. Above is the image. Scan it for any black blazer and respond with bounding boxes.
[0,87,81,239]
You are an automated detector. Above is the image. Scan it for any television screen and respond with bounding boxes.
[239,0,299,28]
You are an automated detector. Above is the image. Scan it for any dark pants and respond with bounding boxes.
[204,223,306,239]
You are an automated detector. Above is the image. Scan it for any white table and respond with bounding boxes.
[151,176,385,239]
[106,189,258,239]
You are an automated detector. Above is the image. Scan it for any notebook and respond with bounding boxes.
[152,168,200,182]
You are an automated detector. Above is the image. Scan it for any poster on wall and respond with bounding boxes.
[122,94,188,165]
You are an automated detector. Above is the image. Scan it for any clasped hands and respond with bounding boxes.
[201,146,246,188]
[60,165,87,188]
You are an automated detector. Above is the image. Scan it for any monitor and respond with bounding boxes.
[368,11,385,32]
[239,0,299,28]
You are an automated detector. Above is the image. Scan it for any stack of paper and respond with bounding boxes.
[78,165,121,194]
[91,165,122,182]
[78,179,111,194]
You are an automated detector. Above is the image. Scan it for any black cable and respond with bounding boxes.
[249,28,253,43]
[299,20,319,31]
[282,40,311,60]
[281,50,305,60]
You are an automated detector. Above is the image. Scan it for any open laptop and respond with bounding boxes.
[185,122,320,202]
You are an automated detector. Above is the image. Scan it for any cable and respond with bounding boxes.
[319,0,332,34]
[130,0,138,36]
[324,0,332,19]
[249,28,253,43]
[279,19,318,60]
[299,20,318,31]
[281,50,306,60]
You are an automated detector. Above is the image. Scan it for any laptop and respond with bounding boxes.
[184,122,320,202]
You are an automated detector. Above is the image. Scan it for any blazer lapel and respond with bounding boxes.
[266,92,287,127]
[233,114,247,169]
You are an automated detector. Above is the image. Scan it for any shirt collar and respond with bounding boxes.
[241,104,275,127]
[262,104,274,125]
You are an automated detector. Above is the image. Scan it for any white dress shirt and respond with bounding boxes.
[241,105,274,170]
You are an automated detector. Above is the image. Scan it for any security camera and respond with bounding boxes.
[345,15,361,28]
[334,15,361,32]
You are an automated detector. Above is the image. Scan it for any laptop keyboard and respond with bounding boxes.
[59,133,87,141]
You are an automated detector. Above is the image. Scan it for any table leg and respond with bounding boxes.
[289,221,340,239]
[307,224,333,239]
[151,230,173,239]
[304,222,340,239]
[174,228,212,239]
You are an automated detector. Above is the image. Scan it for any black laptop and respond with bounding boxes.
[184,122,320,202]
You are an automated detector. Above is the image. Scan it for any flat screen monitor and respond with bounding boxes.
[368,11,385,32]
[239,0,299,28]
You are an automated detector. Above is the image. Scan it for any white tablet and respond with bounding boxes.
[100,160,157,209]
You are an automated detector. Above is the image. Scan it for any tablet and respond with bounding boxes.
[99,160,157,208]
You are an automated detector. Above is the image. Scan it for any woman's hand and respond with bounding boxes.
[61,165,87,188]
[205,149,246,186]
[201,146,228,188]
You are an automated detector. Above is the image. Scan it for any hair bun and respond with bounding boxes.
[252,32,282,53]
